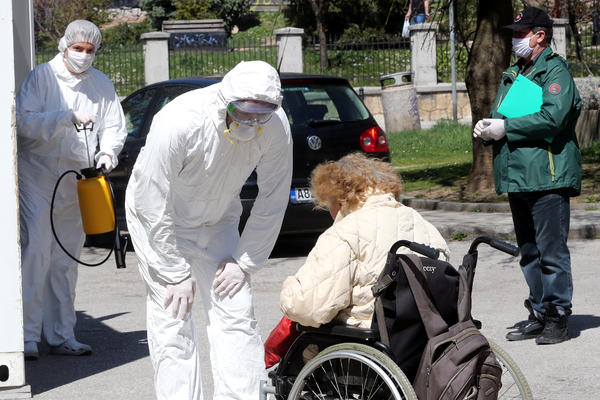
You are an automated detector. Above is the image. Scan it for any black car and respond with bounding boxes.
[110,74,389,236]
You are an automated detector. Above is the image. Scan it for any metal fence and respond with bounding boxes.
[303,35,411,87]
[169,37,277,79]
[35,45,144,97]
[436,38,468,83]
[567,22,600,77]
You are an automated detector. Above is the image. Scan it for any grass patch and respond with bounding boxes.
[388,120,472,194]
[451,233,468,241]
[400,163,471,191]
[582,141,600,163]
[388,120,472,167]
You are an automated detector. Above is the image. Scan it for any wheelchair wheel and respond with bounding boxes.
[287,342,417,400]
[490,340,533,400]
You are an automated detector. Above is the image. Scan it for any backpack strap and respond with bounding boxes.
[457,264,473,323]
[401,254,449,337]
[371,252,396,346]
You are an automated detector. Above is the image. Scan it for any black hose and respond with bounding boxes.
[50,169,113,267]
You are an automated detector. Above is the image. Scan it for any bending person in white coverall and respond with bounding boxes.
[125,60,293,400]
[17,20,127,360]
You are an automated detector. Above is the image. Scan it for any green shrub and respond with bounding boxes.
[101,20,154,47]
[174,0,216,20]
[211,0,258,36]
[582,140,600,163]
[139,0,176,30]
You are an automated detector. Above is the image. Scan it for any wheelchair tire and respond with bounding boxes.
[490,340,534,400]
[287,342,417,400]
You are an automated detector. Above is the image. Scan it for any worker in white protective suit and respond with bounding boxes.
[125,60,293,400]
[17,20,127,360]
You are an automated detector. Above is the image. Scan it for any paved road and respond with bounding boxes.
[15,234,600,399]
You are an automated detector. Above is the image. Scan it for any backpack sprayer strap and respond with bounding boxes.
[74,122,95,169]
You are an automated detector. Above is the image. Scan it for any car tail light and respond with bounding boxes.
[360,126,389,153]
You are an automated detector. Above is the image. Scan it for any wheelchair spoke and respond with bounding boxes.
[344,358,350,399]
[306,372,326,399]
[366,374,387,400]
[287,344,417,400]
[316,362,341,399]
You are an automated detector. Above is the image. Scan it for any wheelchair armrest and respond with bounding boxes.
[297,322,379,341]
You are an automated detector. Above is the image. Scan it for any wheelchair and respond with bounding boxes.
[259,236,533,400]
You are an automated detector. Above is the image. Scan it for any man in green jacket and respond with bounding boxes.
[473,7,581,345]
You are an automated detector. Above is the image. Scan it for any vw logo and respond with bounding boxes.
[307,135,322,150]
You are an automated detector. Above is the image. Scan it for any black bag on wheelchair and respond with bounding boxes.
[373,242,502,399]
[371,243,460,382]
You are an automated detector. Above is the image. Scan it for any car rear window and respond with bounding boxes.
[281,82,370,127]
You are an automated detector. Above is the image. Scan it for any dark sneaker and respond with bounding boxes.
[536,303,569,345]
[506,318,544,341]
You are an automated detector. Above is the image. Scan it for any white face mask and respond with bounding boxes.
[512,35,536,58]
[64,49,95,73]
[224,121,261,144]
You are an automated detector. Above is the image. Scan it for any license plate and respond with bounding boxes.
[290,187,313,203]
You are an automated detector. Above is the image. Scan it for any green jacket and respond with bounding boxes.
[489,46,582,196]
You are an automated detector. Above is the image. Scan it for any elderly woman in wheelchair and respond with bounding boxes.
[261,153,533,400]
[263,153,449,399]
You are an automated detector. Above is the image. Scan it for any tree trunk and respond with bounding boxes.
[308,0,328,68]
[464,0,513,198]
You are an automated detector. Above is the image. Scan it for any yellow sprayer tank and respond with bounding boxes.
[77,173,115,235]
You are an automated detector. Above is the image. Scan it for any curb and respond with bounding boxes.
[400,197,511,212]
[401,197,600,241]
[429,221,599,241]
[400,196,600,213]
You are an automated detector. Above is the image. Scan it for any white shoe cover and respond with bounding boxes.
[50,337,92,356]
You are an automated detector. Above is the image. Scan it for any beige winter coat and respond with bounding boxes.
[280,193,450,328]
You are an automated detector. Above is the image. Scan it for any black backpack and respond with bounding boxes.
[371,241,460,382]
[372,242,502,399]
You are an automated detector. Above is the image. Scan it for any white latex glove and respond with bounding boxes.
[481,118,506,140]
[164,276,196,320]
[96,154,115,173]
[213,259,246,298]
[71,110,95,127]
[472,119,489,139]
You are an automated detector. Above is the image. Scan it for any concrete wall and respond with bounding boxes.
[358,84,472,132]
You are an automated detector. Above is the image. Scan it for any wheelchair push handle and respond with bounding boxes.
[390,240,440,260]
[468,236,520,256]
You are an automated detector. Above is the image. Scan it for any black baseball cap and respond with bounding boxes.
[504,7,553,30]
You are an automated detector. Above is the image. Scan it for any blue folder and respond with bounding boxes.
[498,74,543,118]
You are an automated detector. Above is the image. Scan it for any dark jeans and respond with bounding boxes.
[508,190,573,318]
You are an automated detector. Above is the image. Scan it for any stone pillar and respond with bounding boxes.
[551,18,569,59]
[409,22,439,87]
[141,32,170,85]
[274,27,304,73]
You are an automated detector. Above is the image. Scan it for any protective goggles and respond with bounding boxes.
[227,100,278,125]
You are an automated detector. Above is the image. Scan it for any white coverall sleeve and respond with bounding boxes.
[95,81,127,167]
[280,231,355,328]
[16,67,73,141]
[233,112,293,273]
[130,116,191,284]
